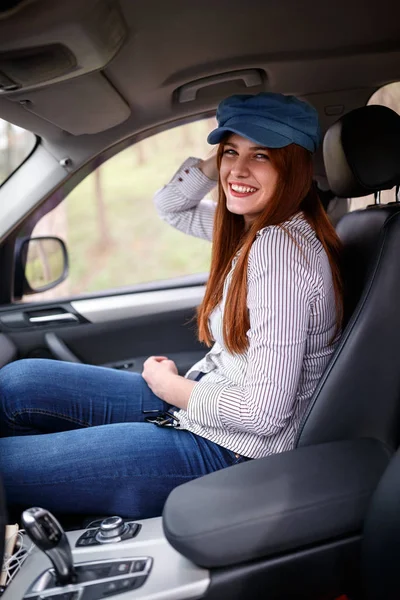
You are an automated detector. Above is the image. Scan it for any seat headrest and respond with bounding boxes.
[323,105,400,198]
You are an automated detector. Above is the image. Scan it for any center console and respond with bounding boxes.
[2,514,210,600]
[1,439,393,600]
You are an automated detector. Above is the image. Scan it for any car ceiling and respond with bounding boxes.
[0,0,399,175]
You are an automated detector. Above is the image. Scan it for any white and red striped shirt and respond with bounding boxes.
[154,157,338,458]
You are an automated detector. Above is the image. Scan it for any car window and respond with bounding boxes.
[0,119,36,186]
[19,118,217,302]
[348,82,400,212]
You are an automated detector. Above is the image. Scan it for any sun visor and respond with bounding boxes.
[0,0,131,133]
[0,0,128,93]
[7,72,131,135]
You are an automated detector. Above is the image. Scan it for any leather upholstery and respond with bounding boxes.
[337,206,400,324]
[362,445,400,600]
[296,106,400,450]
[163,439,390,568]
[297,207,400,449]
[323,105,400,197]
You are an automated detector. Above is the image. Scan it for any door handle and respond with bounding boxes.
[29,313,79,324]
[45,332,82,363]
[177,69,263,103]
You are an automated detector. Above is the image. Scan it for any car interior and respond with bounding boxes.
[0,0,400,599]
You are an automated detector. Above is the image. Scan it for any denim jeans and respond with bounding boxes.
[0,359,248,518]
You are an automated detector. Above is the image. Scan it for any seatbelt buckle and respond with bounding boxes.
[144,410,180,428]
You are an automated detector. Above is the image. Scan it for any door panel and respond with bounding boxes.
[71,286,205,323]
[0,288,208,376]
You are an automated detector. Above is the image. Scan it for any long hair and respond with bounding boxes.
[197,142,343,354]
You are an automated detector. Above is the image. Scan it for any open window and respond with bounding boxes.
[0,119,36,186]
[15,118,217,302]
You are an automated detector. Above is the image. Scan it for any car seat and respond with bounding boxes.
[162,105,400,600]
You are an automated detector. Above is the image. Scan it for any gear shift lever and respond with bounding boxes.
[22,507,76,585]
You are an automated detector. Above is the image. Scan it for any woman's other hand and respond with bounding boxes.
[142,356,195,409]
[142,356,178,395]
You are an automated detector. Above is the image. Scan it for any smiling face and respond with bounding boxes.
[219,133,279,227]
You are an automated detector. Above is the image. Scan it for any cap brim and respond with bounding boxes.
[207,123,292,148]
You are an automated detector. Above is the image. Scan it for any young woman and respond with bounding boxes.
[0,93,342,518]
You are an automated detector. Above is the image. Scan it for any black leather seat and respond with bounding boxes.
[361,444,400,600]
[162,105,400,599]
[296,104,400,451]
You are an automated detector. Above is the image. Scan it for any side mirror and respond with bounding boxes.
[15,236,69,298]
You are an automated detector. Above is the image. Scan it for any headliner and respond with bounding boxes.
[0,0,398,169]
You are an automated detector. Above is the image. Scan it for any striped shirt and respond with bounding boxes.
[153,157,338,459]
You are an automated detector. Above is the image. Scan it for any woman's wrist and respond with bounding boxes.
[162,373,196,410]
[198,155,219,181]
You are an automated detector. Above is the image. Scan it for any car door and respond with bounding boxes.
[0,118,216,375]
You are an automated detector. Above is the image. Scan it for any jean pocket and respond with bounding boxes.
[140,379,168,416]
[223,447,251,466]
[233,454,251,465]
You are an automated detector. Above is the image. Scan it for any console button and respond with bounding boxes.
[81,529,96,539]
[128,575,146,590]
[120,522,140,540]
[116,578,134,591]
[77,536,97,546]
[76,521,141,546]
[131,559,147,572]
[102,580,119,596]
[91,563,113,575]
[40,592,80,600]
[113,576,146,592]
[109,561,132,577]
[76,564,112,582]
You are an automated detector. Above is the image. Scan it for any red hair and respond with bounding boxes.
[197,142,343,354]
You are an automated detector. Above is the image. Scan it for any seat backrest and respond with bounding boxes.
[338,205,400,326]
[295,105,400,450]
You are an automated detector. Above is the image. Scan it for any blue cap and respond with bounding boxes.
[207,93,321,153]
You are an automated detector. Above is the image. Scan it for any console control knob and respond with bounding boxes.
[95,516,128,543]
[100,516,125,537]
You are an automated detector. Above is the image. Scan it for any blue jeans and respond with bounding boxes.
[0,359,247,518]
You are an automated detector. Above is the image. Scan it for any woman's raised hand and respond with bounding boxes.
[199,154,219,181]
